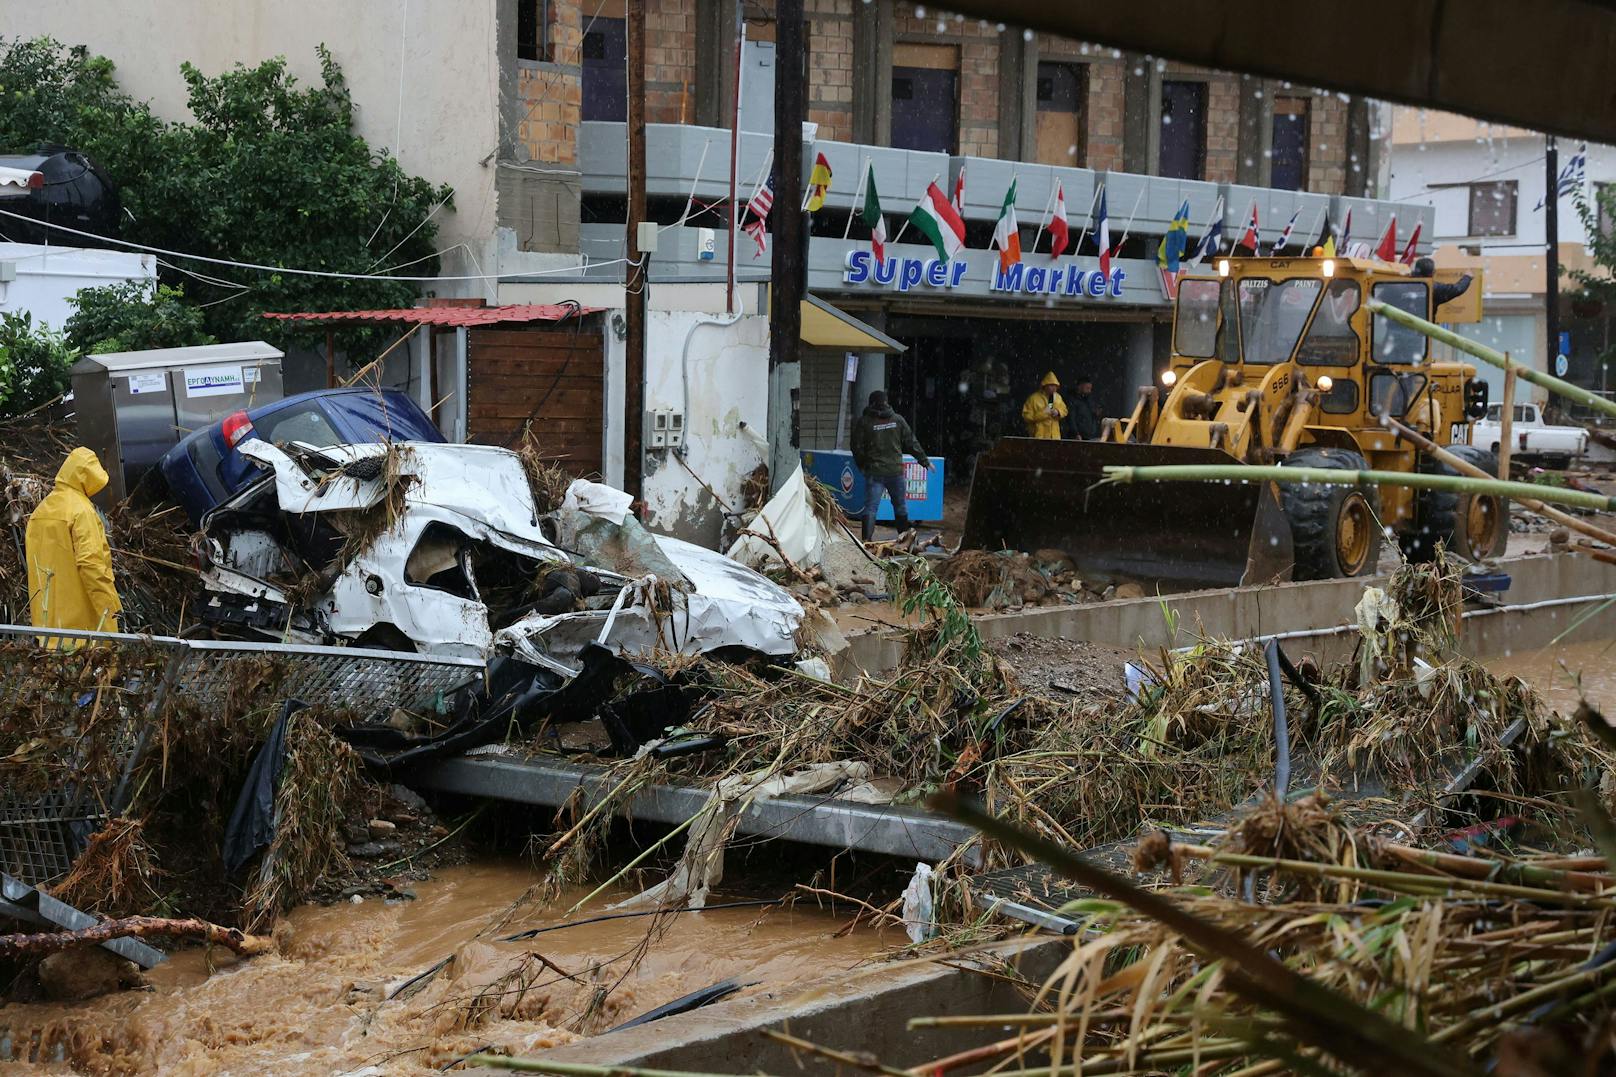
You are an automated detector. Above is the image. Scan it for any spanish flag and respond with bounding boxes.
[805,152,833,212]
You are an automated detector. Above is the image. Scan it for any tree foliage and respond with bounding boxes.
[1569,186,1616,370]
[0,37,454,351]
[65,282,216,354]
[0,312,75,418]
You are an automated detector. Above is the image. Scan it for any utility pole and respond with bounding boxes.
[623,1,646,501]
[769,0,805,373]
[1546,134,1562,388]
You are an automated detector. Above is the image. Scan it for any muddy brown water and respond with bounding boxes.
[1487,638,1616,715]
[1,861,892,1075]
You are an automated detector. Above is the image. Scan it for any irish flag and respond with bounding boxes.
[908,181,967,262]
[862,163,887,262]
[993,179,1021,272]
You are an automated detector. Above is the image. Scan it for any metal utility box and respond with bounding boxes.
[71,341,284,502]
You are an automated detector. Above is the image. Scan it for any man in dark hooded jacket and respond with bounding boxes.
[850,390,930,541]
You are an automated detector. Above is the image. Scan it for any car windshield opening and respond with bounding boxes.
[1236,277,1323,364]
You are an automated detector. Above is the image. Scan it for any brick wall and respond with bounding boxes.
[806,0,854,142]
[1160,60,1240,183]
[646,0,697,123]
[1037,38,1127,172]
[513,0,582,165]
[892,4,999,157]
[1308,89,1349,195]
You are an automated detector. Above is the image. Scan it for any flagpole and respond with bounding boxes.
[842,156,869,241]
[1305,203,1326,253]
[1072,183,1104,260]
[889,172,940,247]
[1029,178,1056,256]
[1111,183,1148,258]
[725,18,746,314]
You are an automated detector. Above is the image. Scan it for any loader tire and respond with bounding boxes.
[1280,448,1382,580]
[1400,444,1510,562]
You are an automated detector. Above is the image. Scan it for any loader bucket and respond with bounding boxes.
[960,439,1294,591]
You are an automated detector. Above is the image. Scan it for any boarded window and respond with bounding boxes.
[517,0,551,63]
[1034,62,1087,166]
[467,324,605,477]
[1468,180,1517,237]
[1271,95,1310,190]
[891,44,958,153]
[582,11,627,122]
[1158,80,1207,180]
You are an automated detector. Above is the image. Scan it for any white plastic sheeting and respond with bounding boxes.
[726,465,875,584]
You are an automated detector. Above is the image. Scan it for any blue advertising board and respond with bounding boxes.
[801,450,945,522]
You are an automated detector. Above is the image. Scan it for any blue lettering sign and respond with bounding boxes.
[1025,267,1047,292]
[1110,267,1127,297]
[992,263,1026,292]
[926,259,947,286]
[950,260,968,286]
[845,250,871,284]
[1063,269,1086,296]
[897,259,925,292]
[872,256,897,285]
[1087,270,1108,297]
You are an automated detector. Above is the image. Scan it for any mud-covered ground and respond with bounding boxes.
[986,632,1135,700]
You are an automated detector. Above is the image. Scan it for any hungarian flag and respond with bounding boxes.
[1157,199,1190,272]
[1095,185,1112,278]
[804,152,833,212]
[1270,208,1299,255]
[861,163,887,262]
[1237,201,1260,253]
[909,181,967,262]
[1375,215,1398,262]
[951,166,966,215]
[1314,211,1337,258]
[1048,183,1070,258]
[993,179,1022,272]
[1399,220,1423,265]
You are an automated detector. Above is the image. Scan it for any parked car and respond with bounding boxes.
[159,387,444,524]
[1471,402,1589,470]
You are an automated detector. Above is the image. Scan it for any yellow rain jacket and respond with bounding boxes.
[1021,376,1068,439]
[26,447,122,638]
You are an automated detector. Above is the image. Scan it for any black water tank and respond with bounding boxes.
[0,147,121,246]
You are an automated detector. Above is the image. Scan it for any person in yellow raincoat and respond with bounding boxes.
[26,447,122,639]
[1021,372,1068,439]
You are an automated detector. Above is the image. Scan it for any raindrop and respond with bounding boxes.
[1067,144,1078,157]
[1111,48,1122,58]
[978,19,989,30]
[1133,66,1145,76]
[937,20,947,31]
[1253,89,1264,99]
[996,22,1006,32]
[1079,43,1089,54]
[1263,148,1272,158]
[1155,59,1167,72]
[955,11,964,20]
[1022,27,1033,41]
[915,5,925,15]
[1319,143,1328,151]
[1162,114,1172,125]
[1244,157,1254,167]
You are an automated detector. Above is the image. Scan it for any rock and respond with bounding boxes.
[348,841,387,859]
[847,591,869,604]
[1549,528,1571,548]
[38,948,145,1001]
[344,824,372,845]
[1113,583,1146,600]
[790,583,813,598]
[367,819,398,840]
[809,582,839,606]
[387,784,429,814]
[1101,585,1116,601]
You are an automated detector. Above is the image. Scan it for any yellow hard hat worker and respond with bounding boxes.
[1022,372,1068,439]
[26,447,122,644]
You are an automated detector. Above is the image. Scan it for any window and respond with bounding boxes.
[582,16,628,121]
[1467,180,1517,237]
[891,44,958,153]
[1270,95,1310,191]
[1370,281,1430,364]
[1236,277,1323,364]
[1370,370,1427,418]
[1173,278,1221,358]
[517,0,551,63]
[258,406,341,449]
[1034,62,1087,166]
[1158,81,1207,180]
[1297,279,1361,365]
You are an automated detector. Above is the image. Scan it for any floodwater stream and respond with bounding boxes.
[1487,638,1616,714]
[0,861,892,1075]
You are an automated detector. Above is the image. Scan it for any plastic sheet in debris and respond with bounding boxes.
[727,465,875,585]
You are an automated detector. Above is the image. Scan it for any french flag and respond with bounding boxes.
[1095,186,1112,278]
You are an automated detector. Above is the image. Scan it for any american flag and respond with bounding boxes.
[744,175,774,257]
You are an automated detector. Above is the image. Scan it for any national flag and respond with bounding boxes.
[1270,208,1300,255]
[1048,184,1070,258]
[951,166,966,214]
[1189,195,1225,266]
[1095,186,1112,278]
[804,152,833,212]
[992,178,1022,272]
[908,180,967,262]
[1237,201,1259,253]
[861,163,887,263]
[1535,142,1587,210]
[1313,210,1337,257]
[744,174,774,258]
[1399,220,1423,265]
[1338,208,1353,254]
[1157,198,1190,272]
[1375,215,1398,262]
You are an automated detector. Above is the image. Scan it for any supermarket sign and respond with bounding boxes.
[843,250,1126,300]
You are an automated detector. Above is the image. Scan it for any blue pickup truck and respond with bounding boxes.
[159,388,444,524]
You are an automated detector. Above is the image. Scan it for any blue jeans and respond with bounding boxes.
[862,472,909,540]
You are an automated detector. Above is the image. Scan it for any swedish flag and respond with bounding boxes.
[1157,199,1190,272]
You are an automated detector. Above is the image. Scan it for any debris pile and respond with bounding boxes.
[935,547,1114,609]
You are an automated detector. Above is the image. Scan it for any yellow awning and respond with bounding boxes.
[768,289,906,353]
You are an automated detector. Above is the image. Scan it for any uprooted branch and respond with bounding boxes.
[0,916,275,959]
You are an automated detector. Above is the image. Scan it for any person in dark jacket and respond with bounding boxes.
[1413,256,1474,309]
[1067,372,1102,441]
[850,390,930,541]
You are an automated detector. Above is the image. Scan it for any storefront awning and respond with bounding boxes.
[770,289,906,353]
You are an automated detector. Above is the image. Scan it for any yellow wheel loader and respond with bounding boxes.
[961,255,1506,590]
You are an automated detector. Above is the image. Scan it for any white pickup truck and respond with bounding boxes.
[1472,402,1588,469]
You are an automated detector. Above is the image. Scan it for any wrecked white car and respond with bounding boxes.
[196,439,803,666]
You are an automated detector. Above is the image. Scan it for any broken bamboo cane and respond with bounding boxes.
[0,916,274,959]
[1101,463,1616,513]
[1379,412,1616,551]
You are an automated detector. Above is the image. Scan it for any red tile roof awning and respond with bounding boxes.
[262,304,601,327]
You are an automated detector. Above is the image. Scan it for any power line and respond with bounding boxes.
[0,207,634,283]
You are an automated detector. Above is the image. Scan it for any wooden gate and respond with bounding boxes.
[466,323,605,477]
